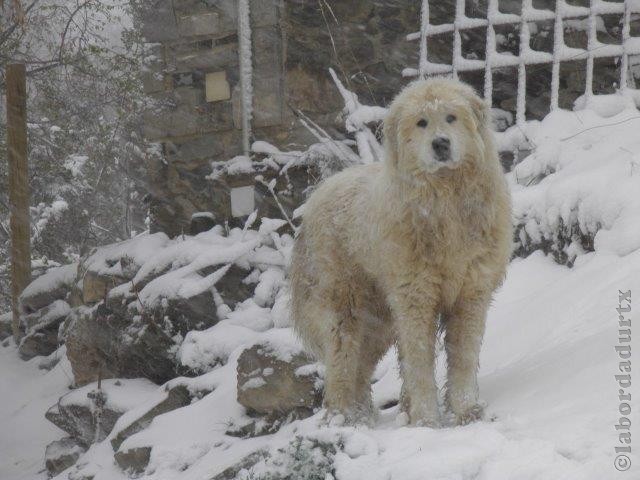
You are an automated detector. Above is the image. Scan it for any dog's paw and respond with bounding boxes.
[395,411,410,427]
[413,416,441,428]
[453,403,485,426]
[408,408,441,428]
[322,408,374,428]
[321,409,346,427]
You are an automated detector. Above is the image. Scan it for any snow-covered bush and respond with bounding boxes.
[498,92,640,266]
[240,437,337,480]
[0,1,153,312]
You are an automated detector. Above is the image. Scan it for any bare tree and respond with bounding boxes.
[0,1,154,313]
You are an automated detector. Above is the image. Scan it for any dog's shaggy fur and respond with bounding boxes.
[290,79,512,427]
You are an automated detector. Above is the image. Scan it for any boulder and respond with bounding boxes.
[201,263,254,310]
[38,346,66,371]
[18,300,70,360]
[82,270,126,305]
[45,437,85,477]
[0,312,13,341]
[151,289,219,332]
[45,397,120,448]
[114,447,152,475]
[63,306,120,386]
[110,384,208,474]
[20,263,77,313]
[19,332,60,361]
[190,211,216,235]
[45,379,157,448]
[236,343,322,417]
[66,263,222,385]
[110,385,192,451]
[64,304,178,386]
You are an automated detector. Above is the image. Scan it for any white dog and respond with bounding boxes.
[290,78,512,427]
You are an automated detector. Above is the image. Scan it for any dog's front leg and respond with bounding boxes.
[388,280,440,427]
[323,304,364,425]
[444,288,490,425]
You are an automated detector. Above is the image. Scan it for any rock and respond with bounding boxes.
[45,399,119,448]
[22,300,70,332]
[202,263,254,310]
[45,437,85,477]
[38,346,65,371]
[82,270,125,305]
[67,284,85,308]
[236,343,322,417]
[0,312,13,341]
[19,331,59,361]
[20,263,77,313]
[63,306,120,386]
[119,255,140,280]
[151,289,219,332]
[114,446,152,475]
[190,211,216,235]
[209,450,267,480]
[66,245,222,385]
[18,300,71,360]
[64,300,197,386]
[110,385,192,451]
[45,379,157,448]
[225,409,311,439]
[139,0,179,43]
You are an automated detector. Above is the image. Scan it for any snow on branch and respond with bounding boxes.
[328,68,386,164]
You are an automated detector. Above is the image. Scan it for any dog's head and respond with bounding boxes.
[384,78,490,177]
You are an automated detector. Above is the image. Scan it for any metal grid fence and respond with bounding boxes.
[404,0,640,125]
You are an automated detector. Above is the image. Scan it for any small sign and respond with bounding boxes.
[230,185,255,218]
[206,71,231,103]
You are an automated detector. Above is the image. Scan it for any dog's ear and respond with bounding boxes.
[383,103,401,168]
[467,91,490,131]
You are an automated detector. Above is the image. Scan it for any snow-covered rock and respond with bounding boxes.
[110,385,193,451]
[500,97,640,265]
[0,312,13,341]
[236,340,322,417]
[114,446,152,475]
[45,379,157,448]
[59,222,289,386]
[63,304,183,386]
[18,300,71,360]
[20,263,77,313]
[45,437,85,477]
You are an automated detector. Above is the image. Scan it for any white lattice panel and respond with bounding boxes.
[404,0,640,125]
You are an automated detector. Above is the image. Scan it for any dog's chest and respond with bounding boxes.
[414,199,491,256]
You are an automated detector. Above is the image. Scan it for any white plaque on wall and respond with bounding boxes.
[230,185,255,218]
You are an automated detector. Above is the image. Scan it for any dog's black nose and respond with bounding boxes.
[432,137,450,160]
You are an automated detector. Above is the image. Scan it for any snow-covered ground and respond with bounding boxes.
[2,97,640,479]
[0,347,71,480]
[2,249,637,479]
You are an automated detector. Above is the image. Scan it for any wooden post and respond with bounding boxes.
[6,63,30,343]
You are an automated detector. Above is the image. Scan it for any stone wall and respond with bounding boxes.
[139,0,639,237]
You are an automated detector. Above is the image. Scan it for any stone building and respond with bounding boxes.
[139,0,639,236]
[139,0,425,236]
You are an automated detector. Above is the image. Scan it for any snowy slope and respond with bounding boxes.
[0,347,72,480]
[2,99,640,479]
[40,250,634,480]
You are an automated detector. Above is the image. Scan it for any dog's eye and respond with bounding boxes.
[416,119,428,128]
[446,114,457,123]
